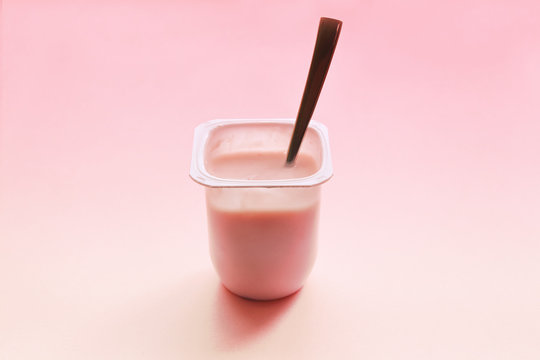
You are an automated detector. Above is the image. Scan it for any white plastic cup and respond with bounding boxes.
[190,119,332,300]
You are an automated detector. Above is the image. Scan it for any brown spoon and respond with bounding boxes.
[286,17,342,164]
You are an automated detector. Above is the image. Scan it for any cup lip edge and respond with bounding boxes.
[189,118,333,188]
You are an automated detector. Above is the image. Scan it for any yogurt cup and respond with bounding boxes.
[190,119,332,300]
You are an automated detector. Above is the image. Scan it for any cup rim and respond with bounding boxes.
[189,118,333,188]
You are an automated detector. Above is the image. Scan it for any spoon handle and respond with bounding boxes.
[286,17,342,164]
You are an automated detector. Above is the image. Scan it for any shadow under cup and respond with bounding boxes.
[190,119,333,300]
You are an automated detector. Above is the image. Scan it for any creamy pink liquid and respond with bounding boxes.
[206,151,318,180]
[205,152,321,300]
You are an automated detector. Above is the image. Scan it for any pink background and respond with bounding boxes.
[1,0,539,358]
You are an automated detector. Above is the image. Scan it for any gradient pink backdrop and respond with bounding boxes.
[1,0,539,358]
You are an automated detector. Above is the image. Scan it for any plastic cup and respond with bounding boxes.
[190,119,332,300]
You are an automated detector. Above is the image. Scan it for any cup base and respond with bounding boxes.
[222,284,304,301]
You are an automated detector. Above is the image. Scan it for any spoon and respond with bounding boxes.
[286,17,342,164]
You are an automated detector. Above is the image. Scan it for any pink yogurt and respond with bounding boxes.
[190,120,332,300]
